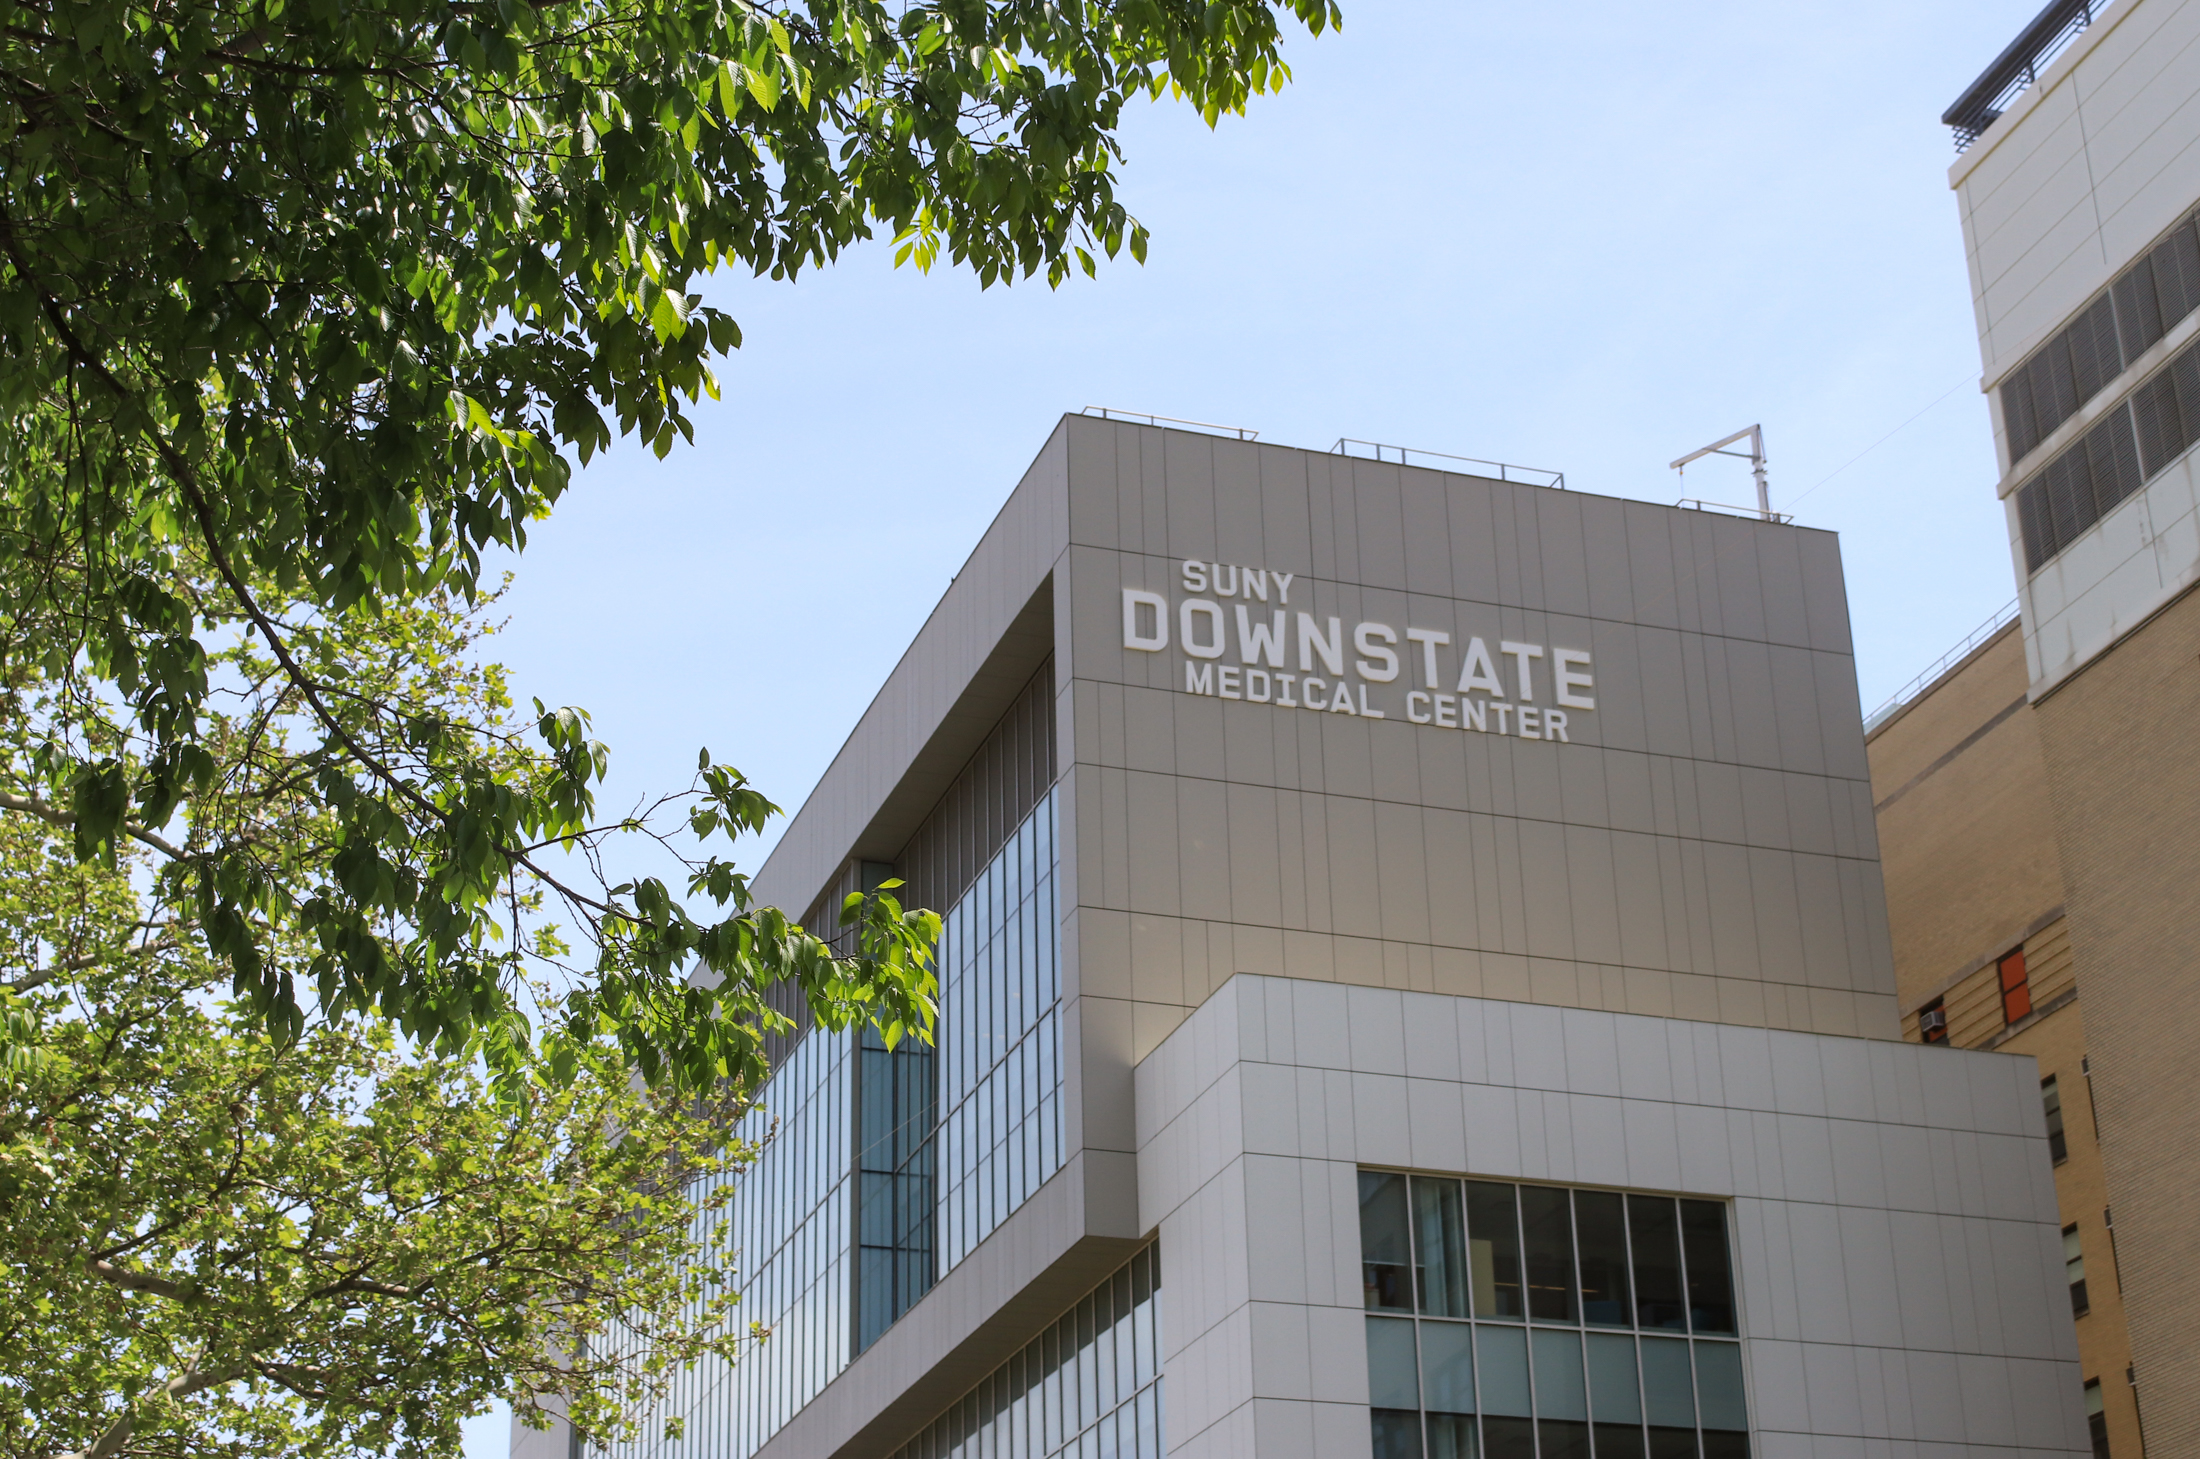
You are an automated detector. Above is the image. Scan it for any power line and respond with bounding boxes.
[1785,374,1977,510]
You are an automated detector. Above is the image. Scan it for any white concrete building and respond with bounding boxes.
[519,415,2089,1459]
[1948,0,2200,694]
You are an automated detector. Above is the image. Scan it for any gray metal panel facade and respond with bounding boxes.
[731,415,1906,1459]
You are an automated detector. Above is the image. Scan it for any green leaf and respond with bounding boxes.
[745,62,780,113]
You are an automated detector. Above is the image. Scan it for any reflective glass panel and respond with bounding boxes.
[1531,1330,1587,1420]
[1356,1176,1747,1459]
[1465,1181,1525,1319]
[1537,1420,1591,1459]
[1368,1316,1421,1409]
[1596,1424,1650,1459]
[1680,1202,1736,1336]
[889,1243,1162,1459]
[1520,1185,1577,1322]
[1362,1171,1413,1310]
[1629,1196,1688,1330]
[1586,1333,1643,1424]
[1640,1336,1696,1429]
[1414,1176,1469,1317]
[1480,1417,1535,1459]
[937,792,1063,1274]
[1371,1411,1425,1459]
[1419,1321,1475,1414]
[1474,1323,1533,1417]
[1425,1412,1479,1459]
[1693,1342,1747,1433]
[1575,1190,1633,1327]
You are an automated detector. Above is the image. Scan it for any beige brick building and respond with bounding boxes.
[1867,620,2141,1458]
[1867,0,2200,1450]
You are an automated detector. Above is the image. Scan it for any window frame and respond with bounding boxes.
[2042,1075,2069,1164]
[2064,1223,2090,1318]
[1359,1168,1750,1458]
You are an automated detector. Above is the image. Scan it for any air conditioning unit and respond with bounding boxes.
[1919,1008,1949,1040]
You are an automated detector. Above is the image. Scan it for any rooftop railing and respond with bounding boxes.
[1942,0,2097,151]
[1675,497,1794,525]
[1080,406,1260,440]
[1863,598,2021,732]
[1330,438,1566,490]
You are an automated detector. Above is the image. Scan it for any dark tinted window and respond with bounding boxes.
[2044,1077,2069,1164]
[1680,1201,1737,1335]
[1362,1171,1412,1310]
[1467,1181,1525,1319]
[1520,1184,1577,1322]
[1371,1408,1424,1459]
[1630,1196,1688,1330]
[1576,1190,1634,1327]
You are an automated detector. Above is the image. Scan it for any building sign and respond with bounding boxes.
[1122,561,1594,742]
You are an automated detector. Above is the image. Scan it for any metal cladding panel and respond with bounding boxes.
[732,415,1899,1459]
[1055,413,1897,1094]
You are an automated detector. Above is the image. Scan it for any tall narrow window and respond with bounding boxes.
[1919,997,1949,1044]
[1575,1191,1633,1327]
[1519,1185,1578,1322]
[2065,1225,2090,1317]
[1466,1181,1525,1319]
[2000,948,2033,1024]
[1628,1196,1687,1330]
[854,1021,936,1352]
[1680,1201,1738,1335]
[1414,1177,1469,1318]
[2085,1378,2111,1459]
[1363,1172,1413,1311]
[2043,1076,2069,1163]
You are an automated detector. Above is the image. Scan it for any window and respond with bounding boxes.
[2085,1378,2111,1459]
[1919,998,1949,1045]
[1360,1172,1748,1459]
[2043,1077,2069,1163]
[888,1243,1163,1459]
[2001,205,2200,464]
[2016,328,2200,571]
[2106,1206,2123,1293]
[2000,948,2032,1024]
[2065,1225,2090,1317]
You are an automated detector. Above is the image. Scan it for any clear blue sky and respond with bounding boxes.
[466,1,2032,1450]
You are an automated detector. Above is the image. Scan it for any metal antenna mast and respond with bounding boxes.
[1670,425,1771,520]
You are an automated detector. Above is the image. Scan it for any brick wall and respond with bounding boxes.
[2032,582,2200,1451]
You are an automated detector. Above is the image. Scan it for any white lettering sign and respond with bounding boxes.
[1125,562,1599,743]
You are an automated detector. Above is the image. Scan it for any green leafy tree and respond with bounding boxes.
[1,951,748,1459]
[0,0,1340,1087]
[0,0,1338,1449]
[0,593,771,1458]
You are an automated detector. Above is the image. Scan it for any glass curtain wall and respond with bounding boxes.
[1360,1171,1749,1459]
[616,657,1063,1456]
[855,783,1065,1345]
[608,1026,857,1459]
[937,786,1063,1272]
[890,1242,1163,1459]
[855,1019,937,1352]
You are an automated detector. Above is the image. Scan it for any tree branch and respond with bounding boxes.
[86,1258,192,1300]
[6,935,183,995]
[0,788,186,863]
[55,1361,245,1459]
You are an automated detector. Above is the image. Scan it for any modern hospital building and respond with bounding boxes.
[517,411,2097,1459]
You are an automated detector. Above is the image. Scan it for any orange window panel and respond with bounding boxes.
[2000,949,2032,1024]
